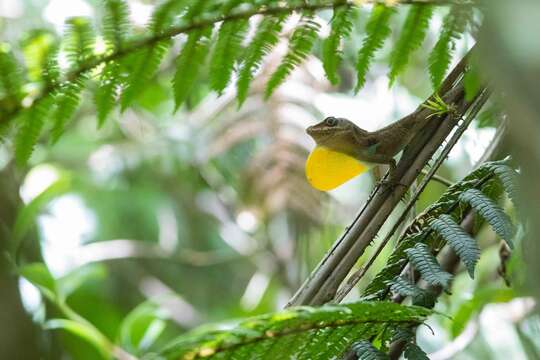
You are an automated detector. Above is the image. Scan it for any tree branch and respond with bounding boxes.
[1,0,475,127]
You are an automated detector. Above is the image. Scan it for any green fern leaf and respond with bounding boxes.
[209,19,249,94]
[20,30,58,83]
[404,343,429,360]
[120,40,170,111]
[264,13,320,99]
[14,96,54,165]
[405,243,452,288]
[459,189,515,248]
[322,6,354,85]
[50,78,84,143]
[94,61,120,127]
[172,27,212,111]
[388,5,433,86]
[489,163,519,205]
[102,0,130,50]
[430,214,480,278]
[352,340,388,360]
[159,302,430,359]
[428,5,472,88]
[355,4,395,92]
[237,15,287,106]
[385,275,436,308]
[64,17,96,68]
[0,44,24,101]
[150,0,187,33]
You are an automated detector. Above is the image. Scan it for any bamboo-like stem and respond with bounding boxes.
[287,49,474,307]
[333,88,491,303]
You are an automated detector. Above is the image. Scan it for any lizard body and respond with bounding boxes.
[305,112,431,191]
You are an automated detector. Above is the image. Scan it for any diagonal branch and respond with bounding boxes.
[1,0,475,127]
[287,47,480,307]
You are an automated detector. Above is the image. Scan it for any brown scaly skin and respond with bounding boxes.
[306,113,430,173]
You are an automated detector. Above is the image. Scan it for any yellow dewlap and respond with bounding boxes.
[305,146,368,191]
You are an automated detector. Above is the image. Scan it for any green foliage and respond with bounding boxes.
[428,5,472,88]
[322,6,354,85]
[404,343,429,360]
[51,78,85,143]
[363,160,518,299]
[265,13,320,98]
[388,4,433,85]
[94,62,120,127]
[459,188,515,247]
[352,340,388,359]
[173,27,212,110]
[45,319,112,359]
[236,15,286,106]
[430,214,480,278]
[102,0,130,51]
[355,4,395,92]
[64,17,96,68]
[209,19,249,94]
[491,163,519,205]
[385,275,436,308]
[0,44,24,101]
[20,30,58,83]
[158,302,430,359]
[14,96,53,165]
[405,243,453,288]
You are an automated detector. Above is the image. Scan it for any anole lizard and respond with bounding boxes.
[305,96,453,191]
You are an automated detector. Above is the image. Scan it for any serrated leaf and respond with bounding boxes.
[405,243,453,288]
[237,15,286,106]
[94,61,120,127]
[14,96,54,165]
[430,215,480,278]
[322,6,354,85]
[64,17,95,68]
[265,13,320,98]
[209,19,249,94]
[102,0,130,50]
[352,340,389,360]
[355,4,395,92]
[428,5,472,88]
[459,188,515,248]
[388,5,433,85]
[50,78,84,143]
[172,27,212,111]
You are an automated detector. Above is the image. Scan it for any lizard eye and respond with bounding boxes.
[325,117,338,127]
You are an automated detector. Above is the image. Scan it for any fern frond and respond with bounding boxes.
[428,5,472,88]
[64,17,96,68]
[355,4,395,92]
[94,61,120,127]
[102,0,130,51]
[404,343,429,360]
[237,15,286,106]
[50,78,84,143]
[489,163,519,205]
[405,243,452,288]
[322,6,354,85]
[264,13,320,99]
[0,44,24,101]
[173,27,212,111]
[352,340,388,360]
[459,189,515,248]
[385,275,435,308]
[160,302,430,359]
[209,19,249,94]
[21,30,58,83]
[14,96,53,165]
[120,40,170,111]
[388,4,433,86]
[150,0,187,33]
[430,214,480,278]
[41,44,60,88]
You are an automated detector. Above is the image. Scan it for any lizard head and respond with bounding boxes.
[306,116,366,151]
